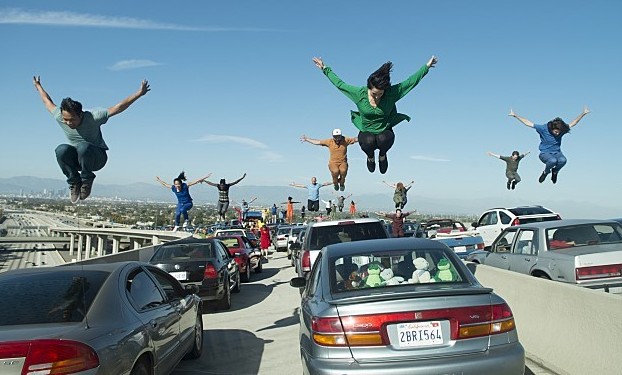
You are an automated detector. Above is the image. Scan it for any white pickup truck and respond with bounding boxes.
[291,218,389,280]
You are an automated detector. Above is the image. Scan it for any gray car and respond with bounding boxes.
[290,238,525,375]
[467,219,622,291]
[0,261,203,374]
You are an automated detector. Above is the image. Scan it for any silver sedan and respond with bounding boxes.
[0,261,203,374]
[290,237,525,375]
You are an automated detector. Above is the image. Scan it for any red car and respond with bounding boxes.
[215,235,262,282]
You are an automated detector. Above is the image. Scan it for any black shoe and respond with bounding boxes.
[339,184,345,191]
[506,181,511,190]
[511,180,517,190]
[69,182,82,204]
[379,156,388,174]
[80,180,93,200]
[538,172,547,183]
[551,171,558,184]
[333,184,339,191]
[366,158,376,173]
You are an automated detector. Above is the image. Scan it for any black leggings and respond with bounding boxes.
[358,129,395,159]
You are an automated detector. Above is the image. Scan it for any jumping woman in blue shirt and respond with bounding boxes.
[156,171,211,230]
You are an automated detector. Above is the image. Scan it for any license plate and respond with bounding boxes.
[169,271,188,281]
[454,246,467,253]
[397,321,443,347]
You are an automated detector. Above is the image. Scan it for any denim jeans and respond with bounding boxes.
[175,202,193,226]
[55,142,108,185]
[539,152,567,174]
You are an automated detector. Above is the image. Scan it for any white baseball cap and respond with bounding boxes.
[332,128,342,136]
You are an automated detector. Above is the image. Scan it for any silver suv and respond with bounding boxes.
[472,205,561,248]
[291,218,389,280]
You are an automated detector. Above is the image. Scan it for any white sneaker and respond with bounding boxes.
[173,226,179,232]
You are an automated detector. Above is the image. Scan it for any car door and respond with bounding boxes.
[484,229,517,270]
[126,267,180,372]
[146,265,197,359]
[214,240,237,288]
[475,211,501,247]
[507,229,538,275]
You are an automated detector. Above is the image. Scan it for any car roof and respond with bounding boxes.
[308,218,382,228]
[507,218,618,229]
[6,261,142,275]
[323,237,448,257]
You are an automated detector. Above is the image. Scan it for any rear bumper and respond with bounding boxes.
[303,342,525,375]
[183,280,221,301]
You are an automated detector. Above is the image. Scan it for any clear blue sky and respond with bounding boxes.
[1,1,621,216]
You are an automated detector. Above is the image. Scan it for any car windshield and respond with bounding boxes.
[309,222,387,250]
[0,270,110,325]
[151,243,214,261]
[331,247,466,293]
[509,206,553,215]
[546,223,622,249]
[277,227,292,235]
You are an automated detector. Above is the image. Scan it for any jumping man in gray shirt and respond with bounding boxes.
[488,151,530,190]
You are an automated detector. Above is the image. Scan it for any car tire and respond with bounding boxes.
[216,279,231,310]
[130,357,151,375]
[184,313,203,359]
[241,261,251,282]
[232,272,241,293]
[255,259,263,273]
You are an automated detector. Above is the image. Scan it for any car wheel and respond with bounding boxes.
[185,314,203,359]
[130,357,151,375]
[232,271,241,293]
[241,261,251,282]
[255,259,263,273]
[216,279,231,310]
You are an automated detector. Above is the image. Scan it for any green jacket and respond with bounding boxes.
[322,64,429,134]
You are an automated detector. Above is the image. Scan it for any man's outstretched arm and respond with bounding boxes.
[568,106,590,128]
[33,76,56,113]
[108,80,150,117]
[508,108,534,128]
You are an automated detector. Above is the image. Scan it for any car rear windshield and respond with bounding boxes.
[0,270,110,325]
[547,223,622,249]
[508,206,554,216]
[331,247,466,293]
[219,237,242,249]
[151,243,215,261]
[308,222,388,250]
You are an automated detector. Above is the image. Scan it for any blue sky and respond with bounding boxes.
[1,1,621,217]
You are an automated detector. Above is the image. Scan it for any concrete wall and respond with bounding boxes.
[468,262,622,375]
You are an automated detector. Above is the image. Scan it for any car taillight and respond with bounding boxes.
[576,264,622,280]
[301,250,311,272]
[310,303,516,347]
[204,263,218,278]
[0,340,99,374]
[511,218,520,226]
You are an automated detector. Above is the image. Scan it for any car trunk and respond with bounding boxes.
[333,289,496,363]
[153,260,213,283]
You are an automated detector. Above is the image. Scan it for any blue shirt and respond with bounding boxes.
[172,183,192,205]
[307,183,322,201]
[535,123,563,153]
[53,107,109,150]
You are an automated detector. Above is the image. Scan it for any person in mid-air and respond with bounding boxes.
[488,151,530,190]
[204,173,247,222]
[509,107,590,184]
[313,55,438,174]
[156,172,211,231]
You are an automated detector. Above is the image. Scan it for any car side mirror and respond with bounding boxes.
[471,222,478,228]
[290,242,301,250]
[290,277,307,288]
[184,284,200,295]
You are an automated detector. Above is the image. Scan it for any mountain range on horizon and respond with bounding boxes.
[0,176,619,220]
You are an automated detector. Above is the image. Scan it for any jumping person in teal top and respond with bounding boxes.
[313,55,438,174]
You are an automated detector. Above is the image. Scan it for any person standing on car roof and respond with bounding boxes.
[290,177,332,212]
[204,173,247,222]
[488,151,530,190]
[383,180,414,209]
[349,200,357,216]
[156,171,211,231]
[377,209,414,237]
[281,196,301,225]
[509,106,590,184]
[335,193,352,212]
[270,204,278,224]
[312,55,438,174]
[300,129,358,191]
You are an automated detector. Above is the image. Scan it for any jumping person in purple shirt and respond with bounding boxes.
[509,107,590,184]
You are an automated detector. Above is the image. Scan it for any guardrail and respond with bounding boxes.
[467,262,621,375]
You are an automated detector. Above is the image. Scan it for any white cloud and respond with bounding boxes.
[195,134,283,162]
[410,155,450,162]
[0,8,276,31]
[108,59,163,71]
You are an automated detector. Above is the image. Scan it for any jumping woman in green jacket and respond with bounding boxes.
[313,55,438,174]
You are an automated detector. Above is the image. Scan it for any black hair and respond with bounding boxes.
[547,117,570,136]
[219,178,226,185]
[288,196,293,201]
[367,61,393,90]
[512,151,520,156]
[60,97,83,116]
[173,171,187,184]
